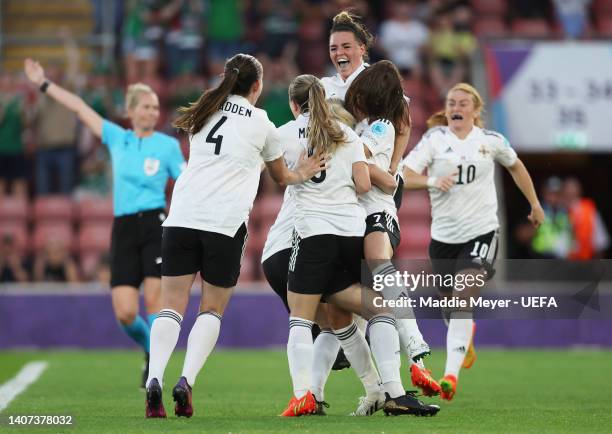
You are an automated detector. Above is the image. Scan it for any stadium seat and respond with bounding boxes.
[398,191,431,221]
[80,251,103,280]
[77,223,112,254]
[511,19,551,38]
[473,17,508,37]
[33,222,75,252]
[33,195,75,223]
[594,0,612,15]
[596,16,612,36]
[395,243,429,260]
[409,104,428,133]
[400,220,431,249]
[470,0,507,17]
[0,222,29,253]
[75,197,114,224]
[0,195,29,224]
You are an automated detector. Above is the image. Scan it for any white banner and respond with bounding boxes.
[494,42,612,152]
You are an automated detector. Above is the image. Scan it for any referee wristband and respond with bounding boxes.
[39,80,50,93]
[426,176,438,188]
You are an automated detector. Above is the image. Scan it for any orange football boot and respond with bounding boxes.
[439,374,457,401]
[280,391,317,417]
[410,364,441,396]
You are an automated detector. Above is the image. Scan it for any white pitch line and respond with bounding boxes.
[0,361,48,412]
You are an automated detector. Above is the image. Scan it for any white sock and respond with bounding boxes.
[147,309,182,388]
[310,330,339,402]
[444,312,473,377]
[396,318,424,362]
[181,311,222,387]
[372,261,411,306]
[368,314,404,398]
[334,322,381,397]
[287,317,313,399]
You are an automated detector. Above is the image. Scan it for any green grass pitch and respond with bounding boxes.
[1,349,611,433]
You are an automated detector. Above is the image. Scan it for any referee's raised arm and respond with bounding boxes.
[24,58,103,137]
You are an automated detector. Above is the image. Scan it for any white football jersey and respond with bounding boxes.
[164,94,283,236]
[289,116,367,238]
[321,63,368,100]
[261,115,307,262]
[403,126,517,244]
[355,118,398,220]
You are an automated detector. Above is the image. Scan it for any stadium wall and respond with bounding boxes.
[1,287,611,349]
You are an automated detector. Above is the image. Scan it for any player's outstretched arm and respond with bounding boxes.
[505,158,545,228]
[402,167,457,192]
[24,58,103,138]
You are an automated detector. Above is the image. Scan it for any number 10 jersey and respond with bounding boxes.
[402,126,517,244]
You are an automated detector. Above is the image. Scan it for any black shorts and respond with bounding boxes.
[0,154,27,181]
[429,229,499,293]
[262,248,291,312]
[110,208,165,288]
[288,232,363,296]
[162,223,248,288]
[364,211,401,250]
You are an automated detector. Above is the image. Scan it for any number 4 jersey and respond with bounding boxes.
[402,125,517,244]
[164,94,283,236]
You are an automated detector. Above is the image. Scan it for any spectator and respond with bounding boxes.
[511,222,551,259]
[31,63,79,195]
[73,145,112,200]
[531,177,572,258]
[511,0,551,19]
[95,253,112,285]
[122,0,163,83]
[0,72,29,198]
[33,238,79,283]
[259,54,298,127]
[563,177,610,259]
[257,0,299,59]
[0,234,29,283]
[427,6,477,98]
[162,0,206,77]
[206,0,245,77]
[553,0,591,39]
[378,0,429,77]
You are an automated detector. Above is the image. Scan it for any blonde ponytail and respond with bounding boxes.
[289,75,347,155]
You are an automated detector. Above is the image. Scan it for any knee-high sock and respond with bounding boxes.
[181,311,222,386]
[444,312,473,377]
[372,261,424,361]
[368,314,404,398]
[147,309,182,388]
[287,317,313,399]
[120,316,150,353]
[334,322,381,398]
[310,330,340,402]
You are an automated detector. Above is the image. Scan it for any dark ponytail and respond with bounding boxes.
[173,54,262,135]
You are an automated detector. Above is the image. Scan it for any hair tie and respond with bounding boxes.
[232,67,239,74]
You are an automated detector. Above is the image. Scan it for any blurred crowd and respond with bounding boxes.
[512,176,609,260]
[0,0,609,283]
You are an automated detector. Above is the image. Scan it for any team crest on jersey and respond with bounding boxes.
[143,158,160,176]
[371,121,387,137]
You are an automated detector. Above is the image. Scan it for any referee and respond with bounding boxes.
[24,59,185,387]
